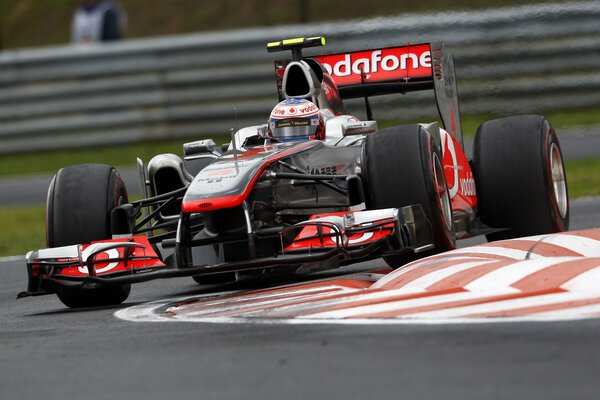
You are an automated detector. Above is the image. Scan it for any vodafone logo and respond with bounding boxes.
[322,50,431,77]
[271,100,319,118]
[300,104,317,113]
[441,128,477,199]
[315,44,433,86]
[441,129,459,198]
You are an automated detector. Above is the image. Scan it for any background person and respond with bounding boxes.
[71,0,126,44]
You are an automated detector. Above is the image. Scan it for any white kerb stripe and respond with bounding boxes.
[540,234,600,257]
[371,255,491,289]
[400,260,496,290]
[450,246,534,260]
[247,287,430,318]
[114,294,223,322]
[302,290,512,319]
[531,303,600,319]
[560,264,600,292]
[407,291,599,319]
[167,285,353,311]
[463,257,577,293]
[172,289,352,318]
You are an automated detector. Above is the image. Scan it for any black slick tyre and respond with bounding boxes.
[363,125,455,268]
[47,164,131,308]
[473,115,569,241]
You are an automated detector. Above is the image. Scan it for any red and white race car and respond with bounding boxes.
[19,37,569,308]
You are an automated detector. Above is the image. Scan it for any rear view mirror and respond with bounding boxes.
[183,139,217,156]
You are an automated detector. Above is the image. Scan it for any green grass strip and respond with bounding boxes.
[0,135,230,179]
[0,205,46,258]
[565,158,600,198]
[380,107,600,137]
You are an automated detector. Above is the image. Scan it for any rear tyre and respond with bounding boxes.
[47,164,131,308]
[473,115,569,241]
[363,125,455,268]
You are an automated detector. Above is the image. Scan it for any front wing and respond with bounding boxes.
[18,206,433,299]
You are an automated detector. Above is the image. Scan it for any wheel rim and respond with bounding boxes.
[433,154,453,231]
[550,143,568,219]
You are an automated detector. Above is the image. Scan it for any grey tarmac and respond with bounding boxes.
[0,197,599,399]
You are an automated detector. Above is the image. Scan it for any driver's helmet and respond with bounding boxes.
[268,98,325,141]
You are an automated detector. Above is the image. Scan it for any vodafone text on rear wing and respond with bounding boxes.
[276,42,463,144]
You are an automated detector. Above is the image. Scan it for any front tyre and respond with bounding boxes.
[473,115,569,241]
[363,125,455,268]
[47,164,131,308]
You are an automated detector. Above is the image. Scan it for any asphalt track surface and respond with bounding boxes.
[0,197,599,399]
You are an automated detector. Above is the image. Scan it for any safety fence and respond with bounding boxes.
[0,1,598,154]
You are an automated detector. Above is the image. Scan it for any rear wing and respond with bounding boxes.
[275,41,463,144]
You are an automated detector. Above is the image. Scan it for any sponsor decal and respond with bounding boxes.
[440,128,476,202]
[275,119,310,128]
[314,44,432,86]
[460,174,476,197]
[206,168,235,177]
[271,101,319,118]
[196,168,238,185]
[320,229,376,246]
[347,232,375,245]
[306,165,338,175]
[441,129,459,198]
[196,175,237,185]
[78,248,120,274]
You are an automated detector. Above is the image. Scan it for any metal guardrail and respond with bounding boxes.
[0,1,599,154]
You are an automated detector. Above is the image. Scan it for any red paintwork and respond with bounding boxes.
[313,43,432,87]
[182,194,247,213]
[284,212,395,252]
[40,236,165,279]
[440,128,477,212]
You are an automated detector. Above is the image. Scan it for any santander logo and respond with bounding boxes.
[315,44,432,86]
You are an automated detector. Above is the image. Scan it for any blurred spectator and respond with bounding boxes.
[71,0,126,44]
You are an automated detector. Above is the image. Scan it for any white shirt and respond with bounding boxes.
[71,1,114,44]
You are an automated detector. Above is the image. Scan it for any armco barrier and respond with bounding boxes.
[0,1,598,154]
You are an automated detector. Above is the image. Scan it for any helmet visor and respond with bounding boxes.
[270,118,318,140]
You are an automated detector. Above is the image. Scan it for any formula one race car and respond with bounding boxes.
[19,37,569,308]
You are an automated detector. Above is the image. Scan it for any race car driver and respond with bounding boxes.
[268,98,325,142]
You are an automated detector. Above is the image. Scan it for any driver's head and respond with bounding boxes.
[268,98,324,141]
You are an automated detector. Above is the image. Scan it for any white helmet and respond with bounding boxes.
[268,98,325,141]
